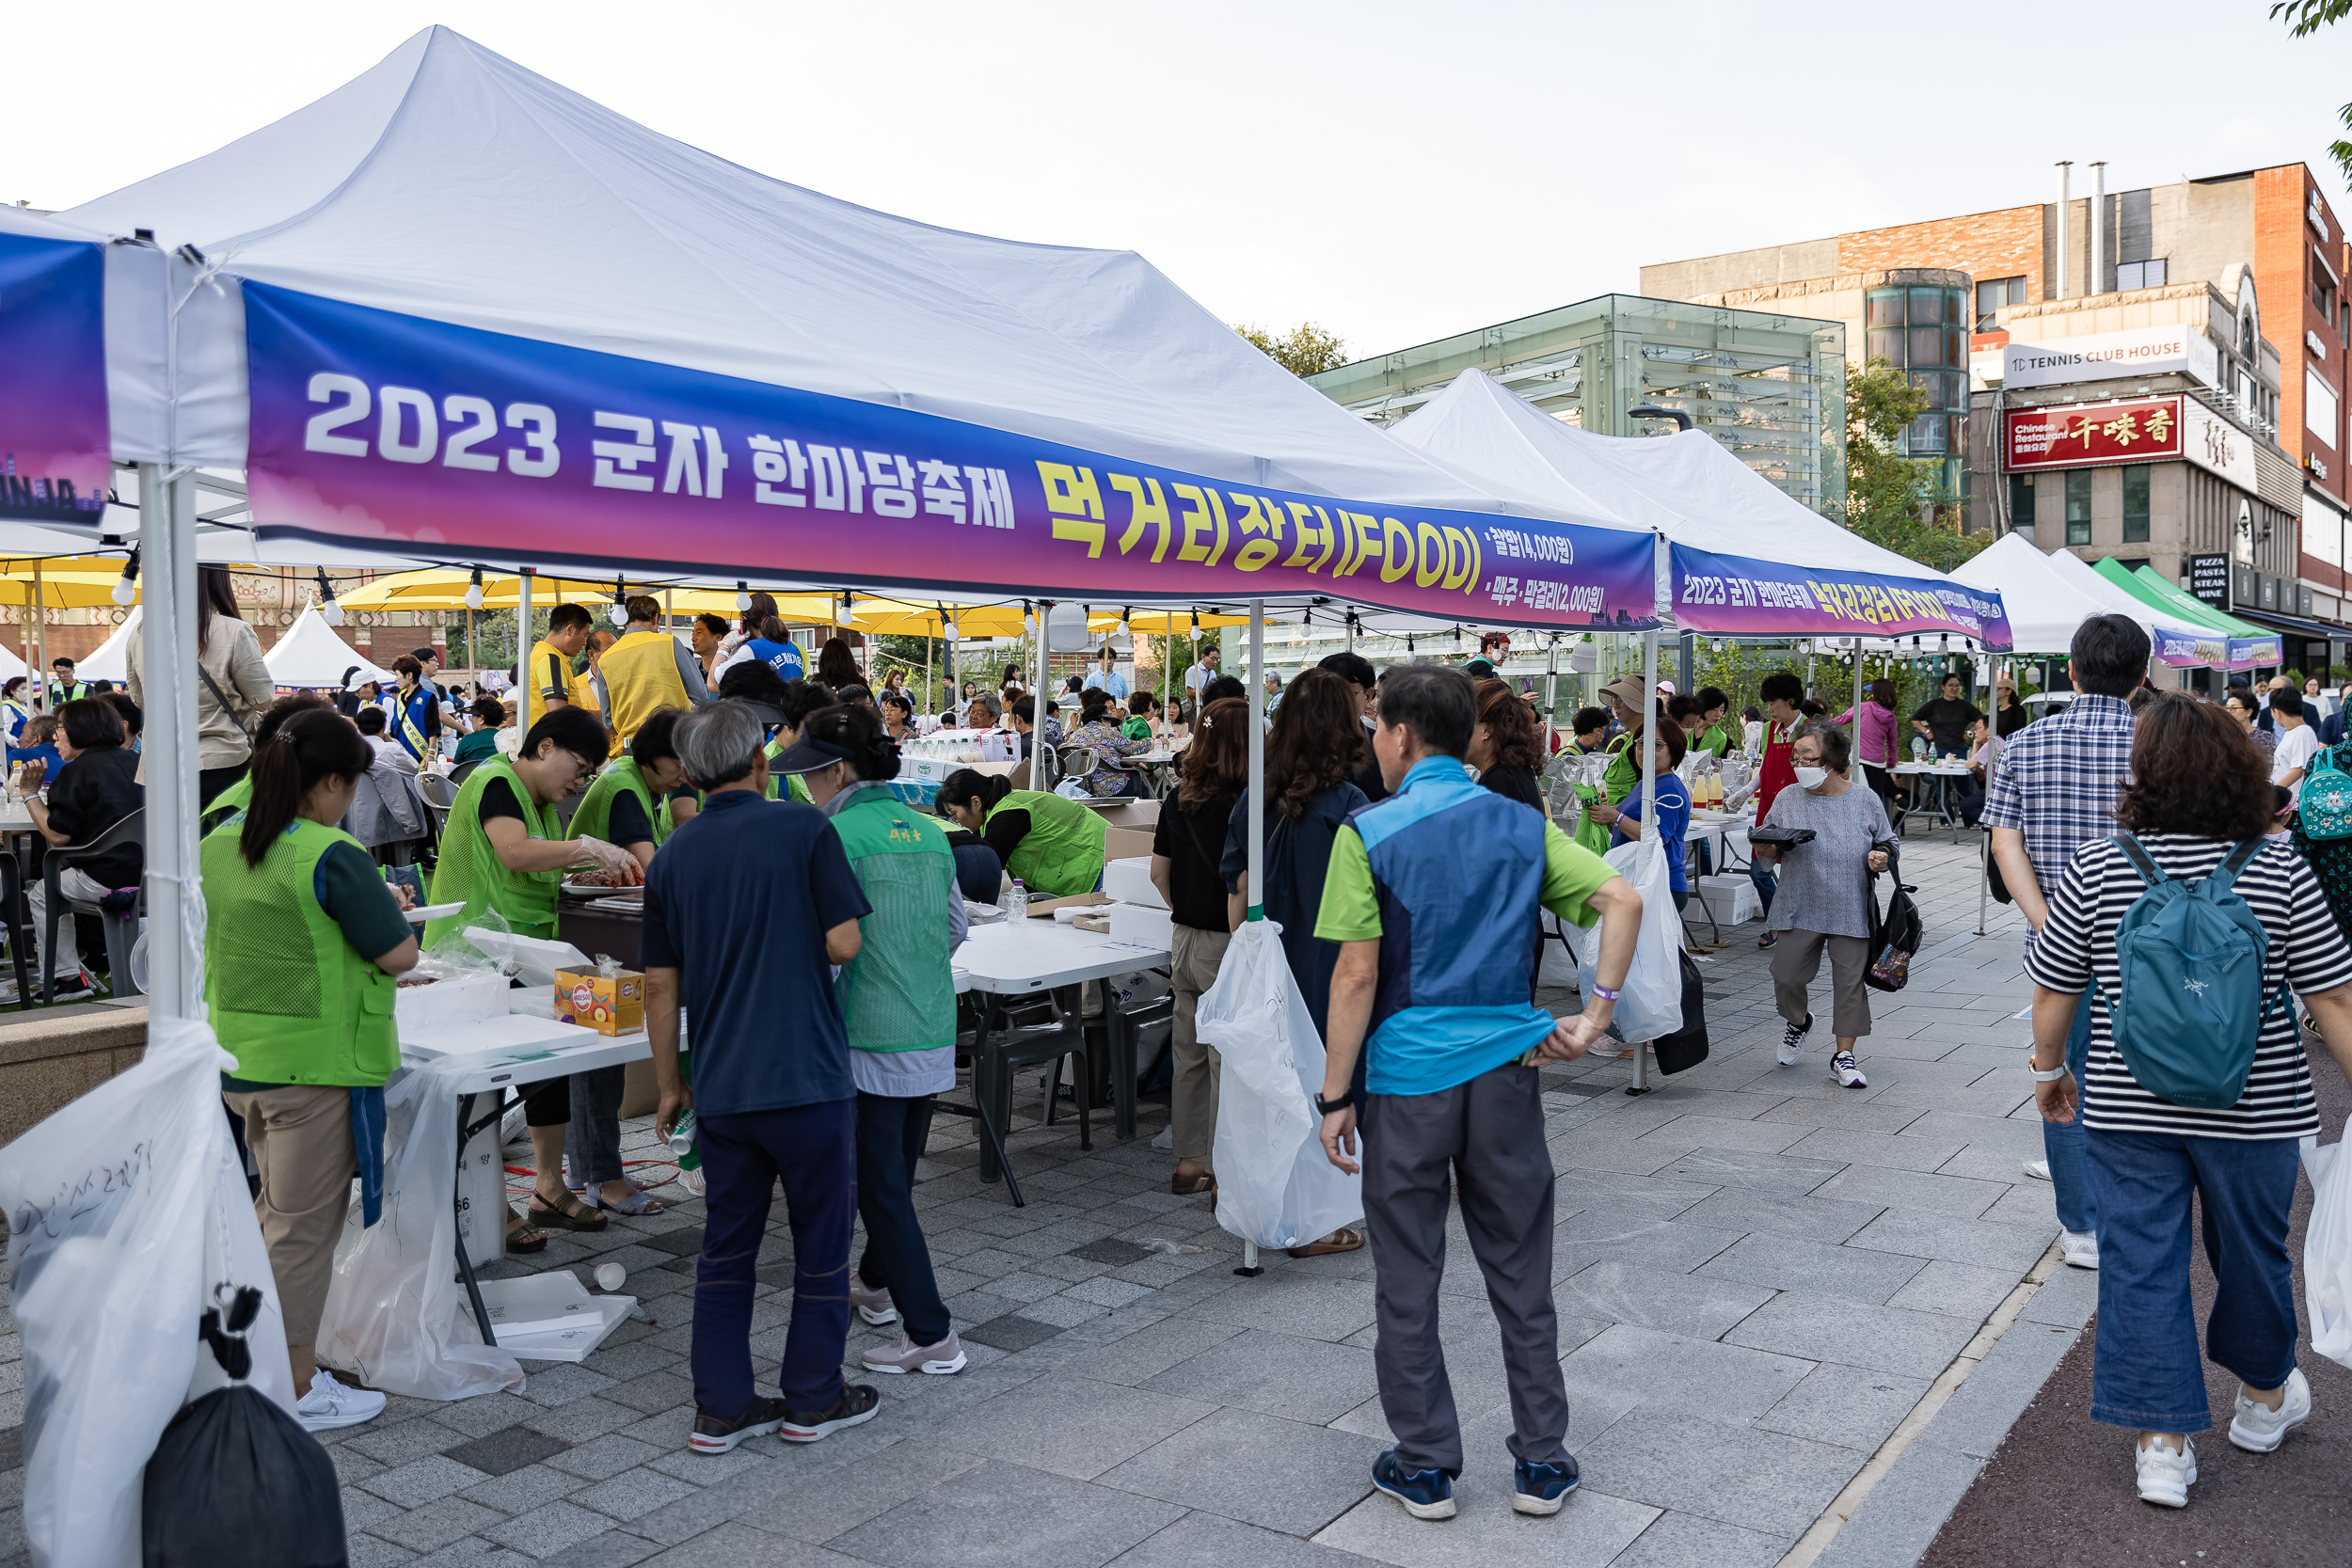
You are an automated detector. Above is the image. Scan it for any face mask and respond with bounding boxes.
[1794,766,1830,789]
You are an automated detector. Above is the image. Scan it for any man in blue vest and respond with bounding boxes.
[1315,663,1641,1525]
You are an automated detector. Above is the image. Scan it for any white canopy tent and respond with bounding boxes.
[1950,534,2139,654]
[73,609,138,685]
[265,604,392,688]
[0,641,26,684]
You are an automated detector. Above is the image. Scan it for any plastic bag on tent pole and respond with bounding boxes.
[2303,1138,2352,1369]
[1577,839,1683,1043]
[1197,920,1362,1252]
[315,1054,525,1401]
[0,1016,296,1568]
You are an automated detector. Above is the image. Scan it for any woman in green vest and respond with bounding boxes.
[425,704,639,1244]
[1692,686,1740,760]
[204,709,417,1433]
[205,690,338,832]
[936,768,1106,897]
[780,703,967,1376]
[570,707,697,867]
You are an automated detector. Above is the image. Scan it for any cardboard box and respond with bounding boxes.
[554,966,646,1035]
[1109,901,1173,950]
[1102,856,1168,910]
[1025,890,1110,918]
[1694,874,1760,927]
[1090,800,1162,830]
[1103,827,1154,864]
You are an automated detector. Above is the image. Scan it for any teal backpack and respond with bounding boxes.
[2299,742,2352,841]
[2095,836,2287,1110]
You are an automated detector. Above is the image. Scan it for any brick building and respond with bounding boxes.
[1642,161,2352,678]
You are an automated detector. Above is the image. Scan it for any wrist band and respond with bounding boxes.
[2029,1063,2069,1083]
[1590,984,1622,1002]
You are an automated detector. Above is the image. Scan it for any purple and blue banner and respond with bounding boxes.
[1668,544,2012,649]
[2150,625,2231,670]
[243,284,1659,629]
[2229,634,2283,671]
[0,232,110,526]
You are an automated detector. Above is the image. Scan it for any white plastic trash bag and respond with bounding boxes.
[2303,1137,2352,1369]
[1197,919,1363,1251]
[1578,839,1683,1043]
[0,1016,295,1568]
[315,1054,525,1401]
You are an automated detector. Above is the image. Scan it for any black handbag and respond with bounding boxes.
[1985,832,2012,905]
[1648,950,1710,1074]
[1867,853,1921,992]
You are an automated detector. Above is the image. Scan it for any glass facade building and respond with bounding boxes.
[1306,293,1847,517]
[1863,279,1968,499]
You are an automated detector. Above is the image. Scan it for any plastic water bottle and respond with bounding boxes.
[1008,879,1029,922]
[666,1109,697,1157]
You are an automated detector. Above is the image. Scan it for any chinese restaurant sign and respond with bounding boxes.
[2005,396,2184,472]
[0,232,110,526]
[242,285,1658,628]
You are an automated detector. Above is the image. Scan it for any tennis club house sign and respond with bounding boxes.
[1999,325,2219,391]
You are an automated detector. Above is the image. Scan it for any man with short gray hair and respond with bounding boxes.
[645,698,881,1451]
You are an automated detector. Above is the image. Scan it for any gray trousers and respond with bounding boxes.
[565,1065,628,1189]
[1770,929,1873,1039]
[1360,1062,1568,1474]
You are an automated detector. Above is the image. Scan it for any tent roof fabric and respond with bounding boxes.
[2090,556,2265,638]
[1950,535,2131,655]
[1391,369,1950,579]
[265,605,393,688]
[65,26,1551,524]
[73,608,139,684]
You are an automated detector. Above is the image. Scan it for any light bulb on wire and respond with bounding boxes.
[315,567,344,627]
[735,580,751,612]
[464,566,485,610]
[610,578,629,627]
[110,549,137,608]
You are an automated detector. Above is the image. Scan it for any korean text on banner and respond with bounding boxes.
[1669,544,2011,647]
[0,232,110,527]
[241,285,1659,627]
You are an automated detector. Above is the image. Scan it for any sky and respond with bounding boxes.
[9,1,2351,366]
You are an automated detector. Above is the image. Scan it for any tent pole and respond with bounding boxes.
[1631,613,1659,1096]
[1542,633,1561,752]
[139,465,199,1021]
[1035,600,1054,791]
[32,562,45,713]
[1852,639,1867,761]
[518,570,533,701]
[1247,600,1265,922]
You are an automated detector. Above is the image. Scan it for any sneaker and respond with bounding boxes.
[1511,1456,1581,1515]
[678,1166,707,1196]
[690,1395,787,1454]
[861,1329,967,1376]
[1778,1013,1812,1067]
[2022,1158,2051,1181]
[1831,1051,1867,1089]
[295,1369,386,1433]
[778,1384,881,1443]
[2134,1435,2196,1508]
[2228,1368,2311,1452]
[1371,1449,1455,1521]
[2060,1229,2100,1270]
[850,1278,898,1326]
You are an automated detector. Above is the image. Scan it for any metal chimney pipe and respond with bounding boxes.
[2089,161,2106,295]
[2054,161,2072,300]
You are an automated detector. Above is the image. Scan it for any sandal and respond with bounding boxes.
[1288,1227,1365,1259]
[569,1183,668,1217]
[528,1191,609,1232]
[506,1207,548,1254]
[1170,1171,1215,1196]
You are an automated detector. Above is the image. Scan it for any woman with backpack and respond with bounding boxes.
[2289,718,2352,944]
[2027,695,2352,1510]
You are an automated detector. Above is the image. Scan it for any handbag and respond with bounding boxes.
[2299,742,2352,842]
[1866,851,1921,992]
[1648,950,1710,1074]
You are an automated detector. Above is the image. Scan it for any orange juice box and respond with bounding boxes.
[554,966,645,1036]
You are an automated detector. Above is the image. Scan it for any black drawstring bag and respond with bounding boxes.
[1867,853,1922,993]
[1649,951,1710,1075]
[142,1286,349,1568]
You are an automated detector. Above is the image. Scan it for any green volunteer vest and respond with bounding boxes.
[1695,721,1738,759]
[1602,730,1640,804]
[200,815,399,1086]
[425,753,564,944]
[831,790,959,1052]
[759,741,813,803]
[203,772,254,835]
[986,787,1104,898]
[570,757,667,849]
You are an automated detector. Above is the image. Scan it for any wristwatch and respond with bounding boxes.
[1314,1090,1355,1116]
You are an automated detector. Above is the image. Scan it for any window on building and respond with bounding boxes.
[2115,259,2169,292]
[2122,465,2150,543]
[1975,276,2026,330]
[2009,471,2035,535]
[2066,469,2092,546]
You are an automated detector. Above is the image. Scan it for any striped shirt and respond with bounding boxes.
[1979,693,2135,899]
[2026,832,2352,1139]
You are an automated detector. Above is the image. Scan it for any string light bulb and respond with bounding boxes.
[316,567,344,627]
[110,548,138,608]
[735,580,751,612]
[610,578,629,627]
[1188,610,1200,643]
[464,565,485,610]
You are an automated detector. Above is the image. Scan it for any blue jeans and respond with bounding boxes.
[2083,1127,2300,1433]
[2042,994,2097,1234]
[1748,856,1777,918]
[692,1099,856,1418]
[855,1092,951,1345]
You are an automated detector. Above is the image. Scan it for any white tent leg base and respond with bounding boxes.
[1236,1240,1262,1277]
[1625,1043,1652,1096]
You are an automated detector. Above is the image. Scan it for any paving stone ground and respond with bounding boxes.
[0,831,2070,1568]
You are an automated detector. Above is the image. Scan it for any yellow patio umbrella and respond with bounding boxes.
[0,568,139,609]
[847,597,1035,638]
[338,569,641,610]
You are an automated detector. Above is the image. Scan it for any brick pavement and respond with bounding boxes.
[0,832,2066,1568]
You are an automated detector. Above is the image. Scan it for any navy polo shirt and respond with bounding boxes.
[640,788,871,1116]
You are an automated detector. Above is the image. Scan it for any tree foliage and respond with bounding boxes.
[1843,356,1987,573]
[2273,0,2352,182]
[1235,322,1348,377]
